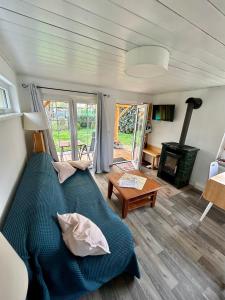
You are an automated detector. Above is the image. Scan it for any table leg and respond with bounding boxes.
[60,147,64,161]
[78,145,82,160]
[156,156,160,169]
[150,191,157,207]
[152,157,156,170]
[80,145,84,159]
[108,181,113,199]
[200,202,213,222]
[122,199,128,218]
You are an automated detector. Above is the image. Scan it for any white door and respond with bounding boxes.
[132,104,148,169]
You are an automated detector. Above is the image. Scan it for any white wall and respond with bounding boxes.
[18,75,152,164]
[148,87,225,190]
[0,55,27,226]
[17,75,225,190]
[0,116,27,225]
[0,55,21,112]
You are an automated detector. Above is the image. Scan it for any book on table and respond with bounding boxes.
[118,173,147,190]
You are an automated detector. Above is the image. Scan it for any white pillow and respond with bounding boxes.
[68,160,91,171]
[57,213,110,257]
[52,162,76,183]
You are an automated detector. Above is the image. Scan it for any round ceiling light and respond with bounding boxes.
[125,46,170,78]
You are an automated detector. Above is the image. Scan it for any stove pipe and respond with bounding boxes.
[179,97,202,147]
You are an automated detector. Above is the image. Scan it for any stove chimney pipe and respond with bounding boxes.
[179,97,202,147]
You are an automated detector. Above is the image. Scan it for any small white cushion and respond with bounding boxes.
[69,160,92,170]
[57,213,110,257]
[52,162,76,183]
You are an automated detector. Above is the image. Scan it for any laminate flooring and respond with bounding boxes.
[81,166,225,300]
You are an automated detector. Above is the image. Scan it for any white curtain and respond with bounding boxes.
[29,83,58,161]
[69,100,78,160]
[93,93,110,173]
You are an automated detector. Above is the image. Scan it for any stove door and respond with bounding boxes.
[163,151,181,176]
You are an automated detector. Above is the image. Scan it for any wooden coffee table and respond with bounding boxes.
[107,170,161,218]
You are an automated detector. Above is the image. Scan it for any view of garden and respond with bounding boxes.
[118,132,133,146]
[51,127,133,151]
[117,105,136,148]
[45,102,96,153]
[44,101,135,158]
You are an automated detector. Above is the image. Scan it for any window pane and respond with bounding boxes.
[76,103,97,162]
[0,88,8,109]
[44,100,72,161]
[77,103,97,146]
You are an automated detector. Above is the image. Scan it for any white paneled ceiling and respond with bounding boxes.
[1,0,225,93]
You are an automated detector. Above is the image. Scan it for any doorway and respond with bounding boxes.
[113,104,137,163]
[44,100,97,163]
[113,103,148,169]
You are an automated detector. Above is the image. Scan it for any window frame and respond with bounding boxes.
[0,85,11,114]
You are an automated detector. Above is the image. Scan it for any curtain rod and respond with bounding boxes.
[21,84,109,97]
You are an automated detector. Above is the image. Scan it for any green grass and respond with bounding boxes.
[53,127,95,151]
[52,127,133,152]
[77,128,95,145]
[118,132,133,146]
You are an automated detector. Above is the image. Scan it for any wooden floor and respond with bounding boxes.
[81,166,225,300]
[113,148,132,161]
[59,148,132,162]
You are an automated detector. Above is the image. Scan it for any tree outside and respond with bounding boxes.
[115,105,137,149]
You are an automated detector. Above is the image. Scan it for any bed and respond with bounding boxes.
[2,153,140,299]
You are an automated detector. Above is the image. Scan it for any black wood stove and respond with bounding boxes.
[157,98,203,189]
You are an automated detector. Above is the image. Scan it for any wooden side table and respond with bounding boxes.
[107,170,161,218]
[142,144,161,169]
[200,172,225,221]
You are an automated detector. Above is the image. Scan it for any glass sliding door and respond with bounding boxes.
[44,99,97,164]
[76,103,97,161]
[44,100,72,161]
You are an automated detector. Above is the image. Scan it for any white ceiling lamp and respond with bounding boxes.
[125,46,170,78]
